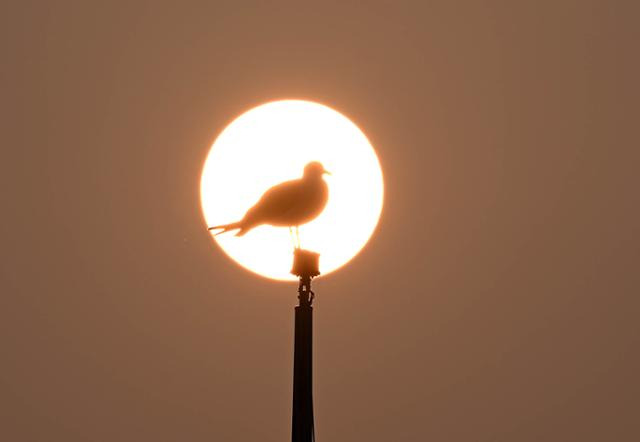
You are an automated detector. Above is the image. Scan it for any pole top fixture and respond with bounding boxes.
[291,249,320,307]
[291,249,320,278]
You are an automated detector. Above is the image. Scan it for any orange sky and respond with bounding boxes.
[2,1,639,441]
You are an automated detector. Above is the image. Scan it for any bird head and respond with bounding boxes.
[303,161,331,179]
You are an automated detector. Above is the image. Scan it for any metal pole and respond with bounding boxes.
[291,274,315,442]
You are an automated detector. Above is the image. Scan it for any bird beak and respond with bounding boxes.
[323,169,331,176]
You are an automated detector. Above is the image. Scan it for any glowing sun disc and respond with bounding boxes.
[200,100,384,281]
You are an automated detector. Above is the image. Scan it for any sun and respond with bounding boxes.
[200,100,384,281]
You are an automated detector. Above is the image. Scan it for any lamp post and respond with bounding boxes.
[290,249,320,442]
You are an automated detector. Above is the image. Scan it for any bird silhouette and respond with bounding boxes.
[208,161,330,237]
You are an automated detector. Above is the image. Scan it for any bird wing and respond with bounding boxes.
[246,179,303,222]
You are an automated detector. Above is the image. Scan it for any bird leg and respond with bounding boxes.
[289,227,298,250]
[295,226,301,249]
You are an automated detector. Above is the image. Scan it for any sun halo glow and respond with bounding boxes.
[200,100,384,281]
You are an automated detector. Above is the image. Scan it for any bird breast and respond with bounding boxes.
[271,179,328,227]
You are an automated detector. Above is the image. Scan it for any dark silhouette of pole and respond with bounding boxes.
[291,249,319,442]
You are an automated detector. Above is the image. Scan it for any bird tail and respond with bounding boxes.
[208,222,242,236]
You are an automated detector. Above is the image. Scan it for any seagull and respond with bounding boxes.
[208,161,330,241]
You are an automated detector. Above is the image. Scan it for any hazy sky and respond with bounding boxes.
[2,1,639,441]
